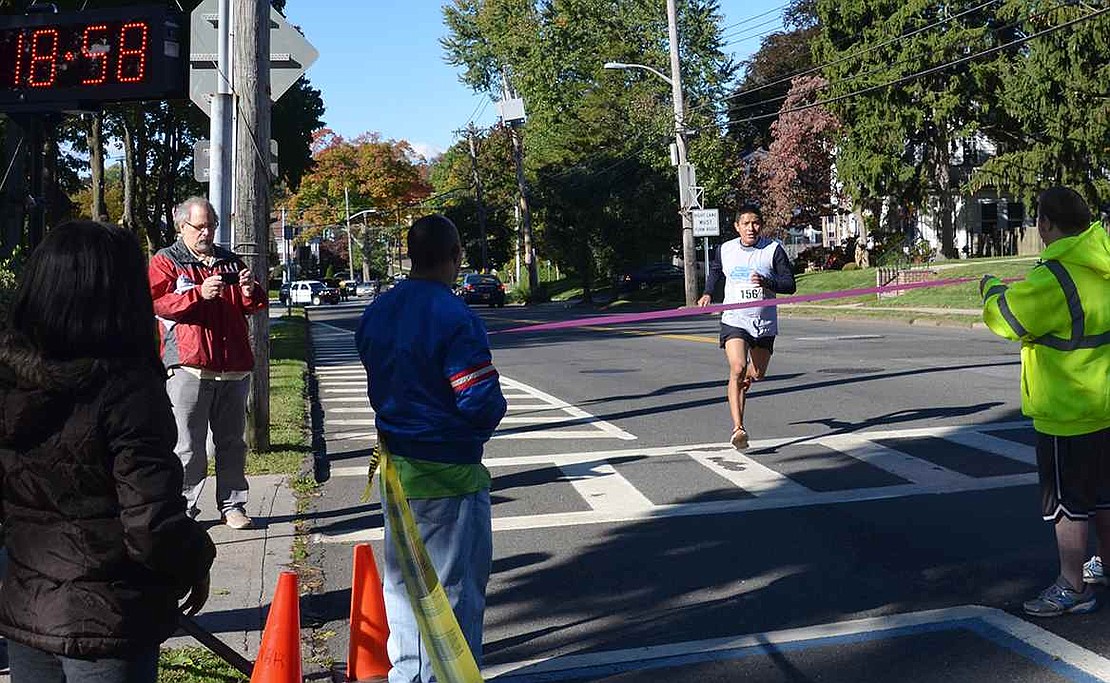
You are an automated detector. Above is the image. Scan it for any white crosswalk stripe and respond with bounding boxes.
[315,421,1038,543]
[310,321,638,443]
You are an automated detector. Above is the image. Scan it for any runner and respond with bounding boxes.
[698,204,796,450]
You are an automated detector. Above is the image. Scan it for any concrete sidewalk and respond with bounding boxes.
[0,473,298,679]
[163,473,299,657]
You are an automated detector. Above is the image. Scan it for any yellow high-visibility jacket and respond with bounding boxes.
[981,223,1110,436]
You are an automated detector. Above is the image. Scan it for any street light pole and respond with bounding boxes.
[344,186,355,279]
[602,0,697,306]
[666,0,697,307]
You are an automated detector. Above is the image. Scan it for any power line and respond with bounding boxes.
[719,3,788,33]
[710,0,1001,113]
[712,0,1040,121]
[728,6,1109,126]
[720,15,784,45]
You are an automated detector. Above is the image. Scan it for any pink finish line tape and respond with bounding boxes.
[495,274,1013,335]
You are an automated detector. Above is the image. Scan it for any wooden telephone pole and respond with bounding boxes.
[234,0,272,451]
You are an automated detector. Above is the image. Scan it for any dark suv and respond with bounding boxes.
[457,273,506,307]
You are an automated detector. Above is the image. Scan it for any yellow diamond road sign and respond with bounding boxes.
[189,0,318,116]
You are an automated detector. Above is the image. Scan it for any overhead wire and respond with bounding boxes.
[727,5,1109,126]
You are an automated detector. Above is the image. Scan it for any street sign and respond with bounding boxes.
[189,0,318,115]
[193,137,278,181]
[692,208,720,237]
[193,139,210,181]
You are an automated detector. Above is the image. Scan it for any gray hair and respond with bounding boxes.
[173,196,217,232]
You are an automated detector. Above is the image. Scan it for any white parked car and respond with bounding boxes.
[283,280,340,306]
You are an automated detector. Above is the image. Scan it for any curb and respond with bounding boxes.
[780,309,990,331]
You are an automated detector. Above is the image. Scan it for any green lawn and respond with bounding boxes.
[794,259,1040,310]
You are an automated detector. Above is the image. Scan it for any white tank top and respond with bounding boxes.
[720,237,782,337]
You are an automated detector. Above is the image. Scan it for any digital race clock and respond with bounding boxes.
[0,6,187,111]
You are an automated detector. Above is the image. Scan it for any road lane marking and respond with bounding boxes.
[822,435,974,487]
[481,605,1110,682]
[317,421,1037,541]
[557,462,654,513]
[687,450,811,497]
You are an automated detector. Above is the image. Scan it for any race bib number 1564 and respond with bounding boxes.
[737,285,764,301]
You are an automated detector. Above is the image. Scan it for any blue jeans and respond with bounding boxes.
[383,489,492,683]
[6,640,159,683]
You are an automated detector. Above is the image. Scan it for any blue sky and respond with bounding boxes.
[286,1,785,160]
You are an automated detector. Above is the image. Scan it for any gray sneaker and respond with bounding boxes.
[222,508,253,530]
[1023,578,1097,617]
[1084,556,1108,585]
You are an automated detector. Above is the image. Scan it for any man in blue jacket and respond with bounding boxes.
[356,214,507,683]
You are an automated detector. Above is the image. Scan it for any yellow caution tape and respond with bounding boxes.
[379,442,484,683]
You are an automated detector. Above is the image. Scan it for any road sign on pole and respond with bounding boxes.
[195,137,277,182]
[692,208,720,237]
[189,0,317,116]
[193,139,211,182]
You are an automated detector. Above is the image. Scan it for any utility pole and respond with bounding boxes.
[210,0,234,248]
[234,0,272,451]
[502,68,538,294]
[345,186,356,278]
[461,123,489,272]
[667,0,698,307]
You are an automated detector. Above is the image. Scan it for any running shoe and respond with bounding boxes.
[730,427,749,451]
[1023,578,1097,617]
[1083,555,1108,586]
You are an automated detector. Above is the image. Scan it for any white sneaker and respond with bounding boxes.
[730,427,749,451]
[222,508,253,530]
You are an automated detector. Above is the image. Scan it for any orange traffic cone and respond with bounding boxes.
[250,571,302,683]
[347,543,391,681]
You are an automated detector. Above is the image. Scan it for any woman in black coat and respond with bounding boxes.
[0,221,215,682]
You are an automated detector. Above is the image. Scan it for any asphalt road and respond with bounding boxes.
[302,297,1110,682]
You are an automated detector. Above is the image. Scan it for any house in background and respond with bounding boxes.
[820,136,1043,258]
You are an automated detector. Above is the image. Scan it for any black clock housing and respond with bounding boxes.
[0,6,187,112]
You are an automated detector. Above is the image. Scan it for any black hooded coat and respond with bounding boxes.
[0,334,215,656]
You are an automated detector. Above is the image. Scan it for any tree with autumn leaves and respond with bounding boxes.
[287,129,431,280]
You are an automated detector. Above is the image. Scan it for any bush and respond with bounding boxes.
[841,262,859,271]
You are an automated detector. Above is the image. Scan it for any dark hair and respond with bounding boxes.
[1037,187,1091,235]
[407,214,460,270]
[735,203,763,222]
[9,221,161,366]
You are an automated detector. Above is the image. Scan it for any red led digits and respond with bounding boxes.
[81,24,109,85]
[28,28,59,87]
[116,22,148,83]
[12,30,25,86]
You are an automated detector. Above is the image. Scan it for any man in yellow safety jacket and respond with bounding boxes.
[980,186,1110,617]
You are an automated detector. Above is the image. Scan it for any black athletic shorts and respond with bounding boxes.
[1036,428,1110,521]
[719,323,775,352]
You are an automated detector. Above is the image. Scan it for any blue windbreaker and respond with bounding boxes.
[355,279,507,463]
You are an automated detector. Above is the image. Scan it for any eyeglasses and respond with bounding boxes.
[183,220,217,233]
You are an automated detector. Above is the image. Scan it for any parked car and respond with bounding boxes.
[286,279,340,306]
[355,280,379,297]
[457,273,506,307]
[616,263,684,291]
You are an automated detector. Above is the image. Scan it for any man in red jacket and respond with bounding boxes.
[149,197,267,529]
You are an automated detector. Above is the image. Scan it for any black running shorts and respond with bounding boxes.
[719,323,775,353]
[1037,428,1110,521]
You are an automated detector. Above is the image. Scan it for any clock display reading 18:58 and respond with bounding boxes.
[0,6,186,111]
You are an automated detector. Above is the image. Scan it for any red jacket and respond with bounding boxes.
[149,240,267,372]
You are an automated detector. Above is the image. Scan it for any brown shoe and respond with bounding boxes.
[222,508,253,530]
